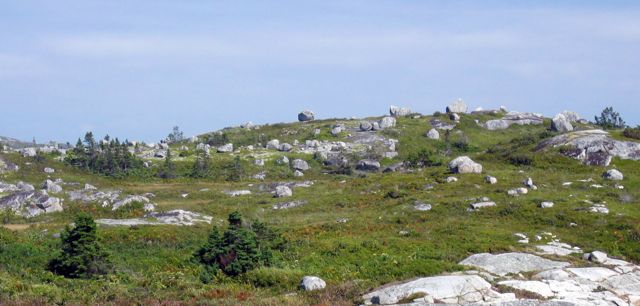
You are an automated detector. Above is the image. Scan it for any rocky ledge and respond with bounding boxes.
[363,250,640,305]
[536,129,640,166]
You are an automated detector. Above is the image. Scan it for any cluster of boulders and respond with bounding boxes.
[0,180,63,217]
[507,177,537,196]
[359,116,397,131]
[67,184,156,211]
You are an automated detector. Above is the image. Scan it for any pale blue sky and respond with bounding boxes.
[1,1,639,143]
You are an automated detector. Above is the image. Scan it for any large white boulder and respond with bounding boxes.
[425,128,440,140]
[300,276,326,291]
[446,99,468,113]
[298,110,315,122]
[274,185,292,198]
[378,117,396,129]
[603,169,623,181]
[389,105,412,117]
[217,143,233,153]
[291,159,310,171]
[551,113,574,133]
[448,156,482,174]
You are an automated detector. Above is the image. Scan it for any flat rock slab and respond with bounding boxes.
[460,253,570,276]
[566,267,619,282]
[362,274,506,305]
[536,245,582,256]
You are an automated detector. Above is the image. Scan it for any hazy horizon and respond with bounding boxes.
[2,1,639,143]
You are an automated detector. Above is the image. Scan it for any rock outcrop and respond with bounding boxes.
[483,112,545,130]
[96,210,212,226]
[536,129,640,166]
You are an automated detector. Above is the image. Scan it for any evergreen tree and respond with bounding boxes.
[167,126,184,144]
[226,156,244,182]
[195,212,283,280]
[48,213,111,279]
[595,107,626,129]
[64,132,144,177]
[190,149,210,178]
[159,148,176,179]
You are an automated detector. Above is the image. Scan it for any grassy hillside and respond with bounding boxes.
[1,111,639,305]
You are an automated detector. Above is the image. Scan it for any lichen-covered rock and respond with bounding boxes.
[298,110,315,122]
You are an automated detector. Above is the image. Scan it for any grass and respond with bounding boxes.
[1,112,640,304]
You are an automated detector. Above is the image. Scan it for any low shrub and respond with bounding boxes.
[623,126,640,140]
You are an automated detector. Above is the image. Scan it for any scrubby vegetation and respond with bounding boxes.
[623,126,640,140]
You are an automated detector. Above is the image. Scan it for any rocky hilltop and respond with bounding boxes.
[1,100,639,305]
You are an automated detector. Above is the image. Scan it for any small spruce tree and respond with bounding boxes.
[595,107,626,129]
[159,148,176,179]
[195,212,283,281]
[48,213,111,279]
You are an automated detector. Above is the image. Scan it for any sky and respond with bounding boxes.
[1,1,639,143]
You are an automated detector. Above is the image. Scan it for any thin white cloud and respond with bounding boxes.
[41,29,529,68]
[0,54,47,79]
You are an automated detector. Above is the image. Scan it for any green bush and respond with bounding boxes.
[243,267,304,291]
[194,212,285,280]
[406,149,442,168]
[623,126,640,140]
[48,214,112,279]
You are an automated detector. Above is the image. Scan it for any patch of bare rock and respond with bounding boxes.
[363,250,640,305]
